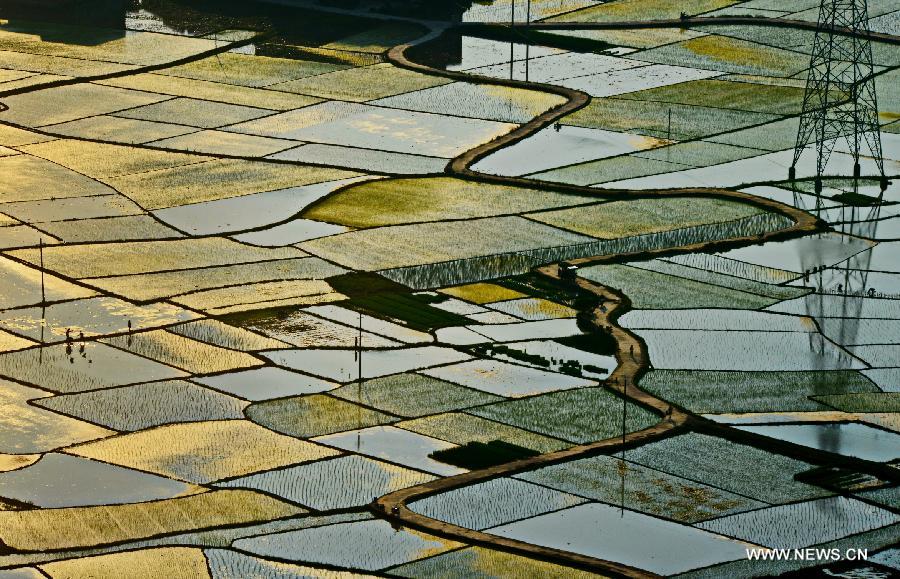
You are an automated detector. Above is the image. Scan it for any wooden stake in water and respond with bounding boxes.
[620,376,627,516]
[356,312,363,451]
[39,238,45,304]
[667,108,672,141]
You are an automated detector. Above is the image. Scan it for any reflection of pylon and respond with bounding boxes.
[789,0,888,196]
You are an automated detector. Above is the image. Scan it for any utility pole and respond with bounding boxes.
[39,237,45,305]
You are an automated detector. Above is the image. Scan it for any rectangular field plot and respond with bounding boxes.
[269,143,447,175]
[265,346,471,383]
[116,97,275,129]
[168,319,288,351]
[626,433,831,504]
[640,369,878,414]
[551,0,738,22]
[99,74,324,111]
[226,100,516,158]
[0,228,40,251]
[620,78,806,115]
[88,257,343,302]
[0,48,134,78]
[472,125,665,177]
[269,63,450,102]
[529,197,762,239]
[562,97,778,141]
[34,379,246,431]
[819,318,900,346]
[716,232,874,274]
[306,305,433,343]
[0,489,300,552]
[637,35,810,77]
[242,310,398,349]
[0,378,112,454]
[0,452,197,508]
[68,420,338,484]
[0,341,186,393]
[488,502,752,576]
[0,194,144,223]
[102,330,262,375]
[422,359,594,398]
[770,294,900,320]
[558,63,722,98]
[219,454,434,510]
[579,264,778,309]
[195,367,337,401]
[233,519,461,571]
[438,282,527,305]
[373,82,566,124]
[735,423,900,463]
[697,497,899,549]
[9,238,303,279]
[312,425,466,476]
[149,130,296,157]
[397,412,570,453]
[469,388,657,444]
[151,176,373,236]
[517,455,766,523]
[391,545,603,579]
[105,158,362,210]
[468,51,642,85]
[410,477,586,531]
[631,257,809,301]
[43,115,197,144]
[0,24,218,65]
[19,139,210,179]
[170,280,343,316]
[157,52,347,87]
[620,309,815,332]
[38,215,183,243]
[331,373,502,418]
[246,394,398,438]
[0,83,168,127]
[0,256,94,310]
[0,154,116,202]
[637,329,866,371]
[484,297,577,321]
[300,216,593,271]
[301,176,595,228]
[464,0,599,22]
[231,217,350,246]
[0,296,197,341]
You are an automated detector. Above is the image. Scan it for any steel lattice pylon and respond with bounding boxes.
[790,0,888,195]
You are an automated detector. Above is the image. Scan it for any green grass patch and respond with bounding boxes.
[641,370,879,414]
[811,393,900,414]
[303,177,594,229]
[579,264,777,309]
[563,97,778,140]
[469,388,657,444]
[619,79,805,116]
[628,432,832,504]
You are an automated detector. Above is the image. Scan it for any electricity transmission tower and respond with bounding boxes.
[789,0,888,197]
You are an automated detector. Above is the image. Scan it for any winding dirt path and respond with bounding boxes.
[371,19,900,578]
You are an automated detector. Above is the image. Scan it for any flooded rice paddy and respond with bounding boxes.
[0,0,897,577]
